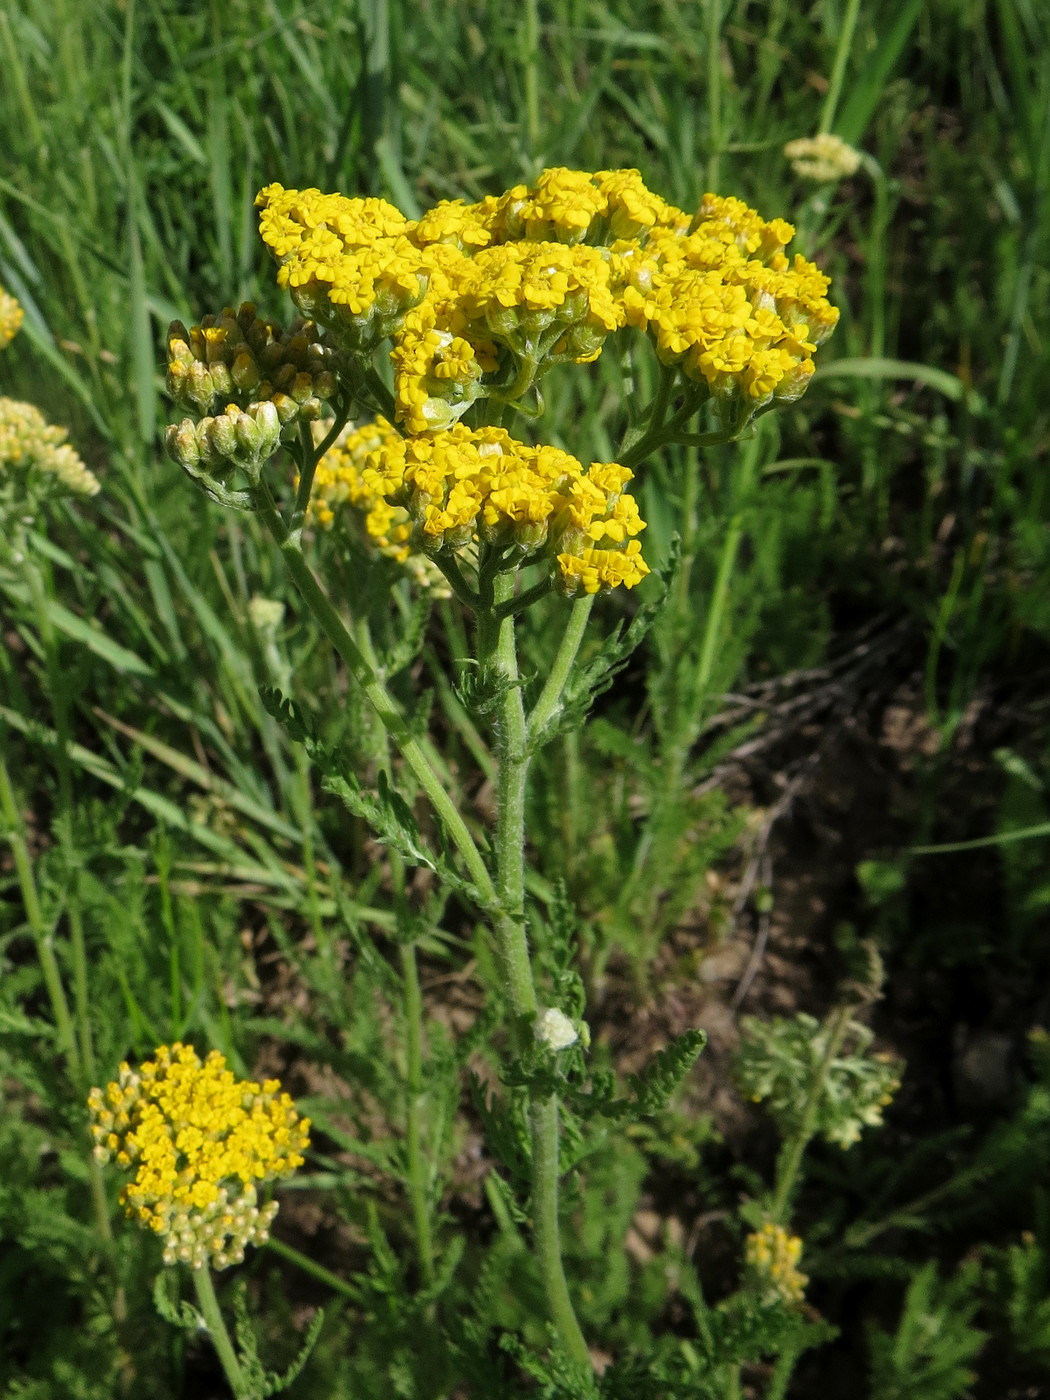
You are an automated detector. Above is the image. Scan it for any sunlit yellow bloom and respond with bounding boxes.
[88,1042,309,1270]
[350,421,648,594]
[252,172,837,431]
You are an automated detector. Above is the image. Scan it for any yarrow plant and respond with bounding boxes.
[783,133,863,184]
[162,166,843,1380]
[89,1044,310,1396]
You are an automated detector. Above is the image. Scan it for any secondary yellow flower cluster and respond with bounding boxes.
[256,168,838,430]
[0,396,99,497]
[319,417,648,595]
[0,285,23,350]
[88,1042,309,1271]
[167,303,338,425]
[304,417,450,593]
[744,1222,808,1307]
[784,133,862,183]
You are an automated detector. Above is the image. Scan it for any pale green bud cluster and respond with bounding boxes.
[165,400,282,482]
[734,1012,902,1149]
[167,303,339,426]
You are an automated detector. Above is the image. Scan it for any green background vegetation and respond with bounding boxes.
[1,0,1049,1396]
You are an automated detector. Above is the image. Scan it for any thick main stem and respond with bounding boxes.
[529,1095,591,1368]
[476,574,589,1365]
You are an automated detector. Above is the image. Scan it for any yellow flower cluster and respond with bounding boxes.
[88,1042,310,1271]
[744,1222,808,1307]
[167,303,338,424]
[0,396,99,497]
[784,133,863,183]
[343,420,648,595]
[0,285,23,350]
[256,169,838,430]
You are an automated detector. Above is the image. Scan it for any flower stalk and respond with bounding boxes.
[193,1267,249,1399]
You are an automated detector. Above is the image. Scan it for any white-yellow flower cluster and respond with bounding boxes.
[784,134,862,183]
[0,396,99,497]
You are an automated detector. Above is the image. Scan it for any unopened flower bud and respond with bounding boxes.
[166,419,201,469]
[231,351,262,392]
[185,361,216,413]
[205,411,239,461]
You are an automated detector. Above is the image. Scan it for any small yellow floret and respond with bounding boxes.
[0,286,23,350]
[744,1222,808,1306]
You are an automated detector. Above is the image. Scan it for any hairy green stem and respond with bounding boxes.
[528,593,595,746]
[476,573,538,1030]
[770,1003,852,1222]
[475,573,589,1364]
[252,475,495,906]
[529,1095,590,1367]
[291,401,351,541]
[192,1267,248,1399]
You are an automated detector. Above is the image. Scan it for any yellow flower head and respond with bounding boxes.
[0,286,23,350]
[0,397,99,497]
[618,193,838,407]
[87,1042,310,1270]
[255,184,427,347]
[744,1222,808,1307]
[250,172,837,434]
